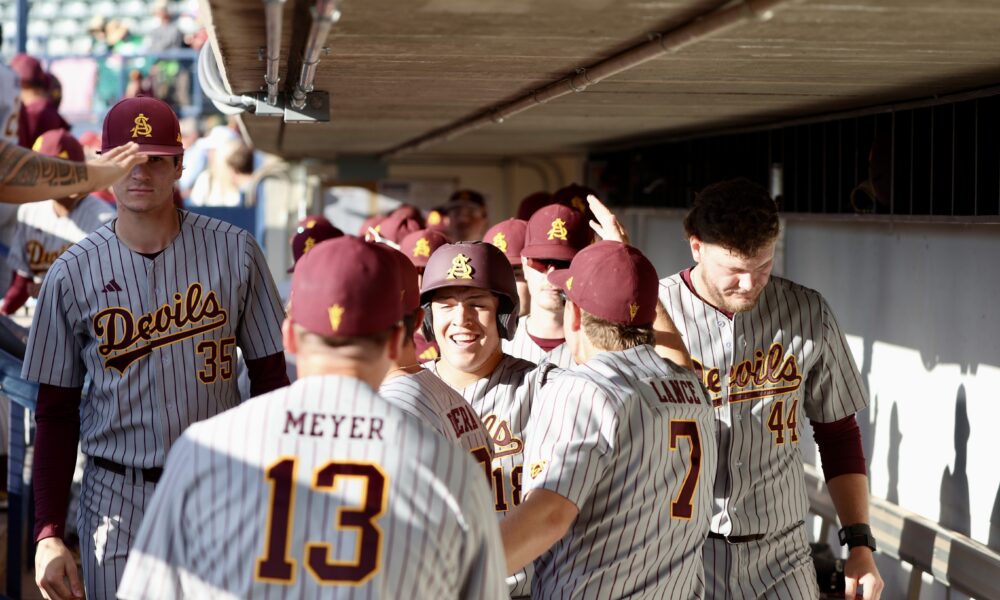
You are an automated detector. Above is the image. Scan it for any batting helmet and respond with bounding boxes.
[419,242,519,341]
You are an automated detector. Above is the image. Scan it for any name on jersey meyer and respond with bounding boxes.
[283,411,384,440]
[692,342,803,406]
[94,282,228,373]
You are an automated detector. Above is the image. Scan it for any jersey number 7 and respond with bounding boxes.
[256,458,388,586]
[668,420,702,520]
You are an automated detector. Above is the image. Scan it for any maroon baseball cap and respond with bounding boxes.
[515,191,553,221]
[11,53,47,87]
[552,183,598,216]
[521,203,592,261]
[548,241,659,326]
[388,204,425,228]
[359,214,386,239]
[291,236,403,337]
[399,228,449,268]
[32,129,85,162]
[371,242,420,312]
[101,96,184,156]
[483,219,528,265]
[288,215,344,273]
[377,213,423,244]
[425,207,449,234]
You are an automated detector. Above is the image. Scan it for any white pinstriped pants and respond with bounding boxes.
[77,462,156,599]
[703,522,820,600]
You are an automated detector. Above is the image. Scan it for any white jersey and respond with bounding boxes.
[501,317,575,369]
[523,345,718,599]
[0,64,20,144]
[379,368,494,457]
[7,196,116,279]
[118,375,508,600]
[22,211,286,467]
[659,271,868,537]
[428,354,561,598]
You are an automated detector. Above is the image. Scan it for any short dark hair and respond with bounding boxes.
[300,327,393,350]
[683,178,779,257]
[581,310,654,351]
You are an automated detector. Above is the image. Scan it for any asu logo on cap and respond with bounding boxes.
[547,218,568,241]
[446,254,474,279]
[492,231,508,254]
[413,238,431,258]
[629,303,640,321]
[303,237,316,254]
[571,196,587,213]
[130,113,153,138]
[566,276,574,291]
[328,304,345,332]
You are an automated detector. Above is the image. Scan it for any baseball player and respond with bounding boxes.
[2,129,116,315]
[25,96,289,600]
[117,237,508,599]
[420,241,561,598]
[286,214,343,273]
[658,178,883,600]
[502,204,592,369]
[398,228,450,361]
[502,240,718,598]
[377,242,493,456]
[483,218,530,317]
[445,189,489,241]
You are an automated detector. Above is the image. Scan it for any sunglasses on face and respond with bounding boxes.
[526,257,571,272]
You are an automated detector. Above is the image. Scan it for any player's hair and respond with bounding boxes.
[581,310,654,351]
[402,313,417,343]
[297,325,397,354]
[683,178,779,257]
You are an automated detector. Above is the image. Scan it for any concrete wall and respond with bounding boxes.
[623,208,1000,598]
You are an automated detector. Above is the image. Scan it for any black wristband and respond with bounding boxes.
[838,523,877,552]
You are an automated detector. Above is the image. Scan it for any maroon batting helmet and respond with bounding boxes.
[419,241,519,341]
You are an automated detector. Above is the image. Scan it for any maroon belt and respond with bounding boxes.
[708,531,766,544]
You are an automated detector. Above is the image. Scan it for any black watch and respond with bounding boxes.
[838,523,877,552]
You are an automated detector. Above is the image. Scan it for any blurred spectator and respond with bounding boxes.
[89,16,110,54]
[148,0,191,109]
[179,121,239,198]
[189,139,253,207]
[46,73,63,112]
[12,54,69,148]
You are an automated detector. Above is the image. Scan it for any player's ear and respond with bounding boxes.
[386,323,405,362]
[172,155,184,179]
[282,317,297,355]
[688,236,703,262]
[567,299,582,333]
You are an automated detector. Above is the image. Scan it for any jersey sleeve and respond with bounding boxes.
[521,374,618,508]
[21,264,86,386]
[803,296,869,422]
[117,435,195,600]
[236,232,285,361]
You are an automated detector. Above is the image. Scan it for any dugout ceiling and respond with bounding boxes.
[203,0,1000,160]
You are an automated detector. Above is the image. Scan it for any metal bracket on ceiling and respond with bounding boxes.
[283,90,330,123]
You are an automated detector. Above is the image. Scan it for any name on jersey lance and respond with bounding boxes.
[446,405,481,439]
[283,410,384,440]
[94,282,228,373]
[25,240,72,272]
[692,342,803,407]
[651,379,704,405]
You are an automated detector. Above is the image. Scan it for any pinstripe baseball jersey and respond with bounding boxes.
[22,211,286,468]
[659,272,868,537]
[379,368,494,457]
[427,354,561,597]
[7,196,115,279]
[522,344,717,599]
[501,318,575,369]
[117,375,508,600]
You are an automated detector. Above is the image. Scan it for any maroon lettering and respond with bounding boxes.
[330,415,346,438]
[447,408,465,437]
[284,411,306,435]
[368,417,383,440]
[350,416,365,439]
[309,413,326,437]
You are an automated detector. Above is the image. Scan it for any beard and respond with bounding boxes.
[697,272,765,314]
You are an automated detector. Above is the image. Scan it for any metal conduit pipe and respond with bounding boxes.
[382,0,797,158]
[263,0,286,106]
[290,0,341,109]
[198,43,257,114]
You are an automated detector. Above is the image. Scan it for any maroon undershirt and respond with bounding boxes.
[679,267,865,480]
[1,272,32,315]
[33,351,289,541]
[528,332,564,352]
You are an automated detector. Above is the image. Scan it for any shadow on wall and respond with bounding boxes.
[887,401,901,505]
[939,385,971,536]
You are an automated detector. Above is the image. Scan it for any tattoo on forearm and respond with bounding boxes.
[0,149,87,187]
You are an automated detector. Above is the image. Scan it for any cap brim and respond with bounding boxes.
[521,244,577,261]
[99,144,184,156]
[547,268,572,292]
